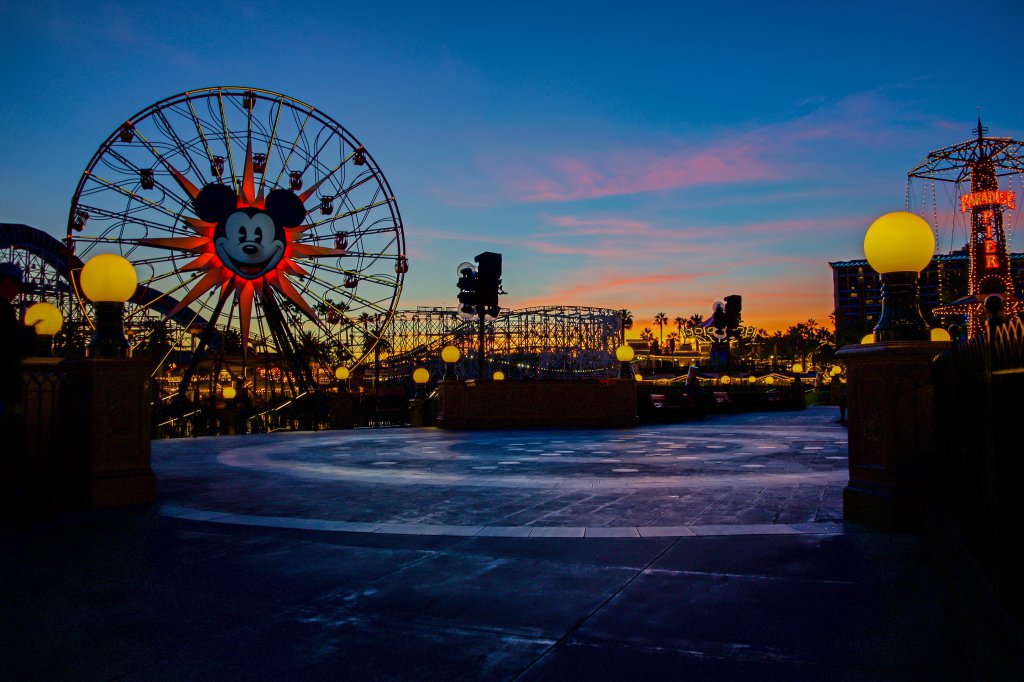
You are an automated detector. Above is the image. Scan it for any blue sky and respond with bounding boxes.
[2,0,1021,331]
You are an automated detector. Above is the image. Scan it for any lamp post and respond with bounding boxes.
[24,301,63,356]
[410,367,430,426]
[863,211,934,342]
[441,345,460,380]
[835,210,945,528]
[615,344,634,379]
[412,367,429,398]
[80,254,138,357]
[335,366,350,391]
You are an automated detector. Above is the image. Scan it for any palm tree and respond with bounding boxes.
[687,313,704,328]
[654,312,668,346]
[619,309,633,344]
[639,327,654,343]
[674,316,686,337]
[666,331,679,355]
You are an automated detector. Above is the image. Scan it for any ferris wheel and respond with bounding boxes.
[66,86,407,398]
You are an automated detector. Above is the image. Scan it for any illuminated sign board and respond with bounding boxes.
[960,190,1016,213]
[683,325,758,342]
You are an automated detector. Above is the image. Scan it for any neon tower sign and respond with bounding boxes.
[908,115,1024,336]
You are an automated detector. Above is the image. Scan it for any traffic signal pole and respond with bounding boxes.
[478,304,486,380]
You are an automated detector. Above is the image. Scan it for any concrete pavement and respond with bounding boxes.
[1,407,983,680]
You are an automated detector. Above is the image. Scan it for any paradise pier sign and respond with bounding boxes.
[959,190,1016,212]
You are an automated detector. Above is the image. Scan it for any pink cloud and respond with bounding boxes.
[547,215,654,235]
[498,140,779,203]
[439,90,933,207]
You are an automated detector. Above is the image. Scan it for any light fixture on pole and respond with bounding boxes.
[80,253,138,358]
[615,344,634,379]
[24,301,63,356]
[412,367,430,398]
[441,345,460,380]
[863,211,935,342]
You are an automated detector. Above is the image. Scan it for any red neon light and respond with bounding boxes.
[960,190,1016,212]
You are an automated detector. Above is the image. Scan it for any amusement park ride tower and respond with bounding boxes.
[908,115,1024,336]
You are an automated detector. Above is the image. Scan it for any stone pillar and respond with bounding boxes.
[19,357,156,513]
[836,341,947,528]
[73,359,157,507]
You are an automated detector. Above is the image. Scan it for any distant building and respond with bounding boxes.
[829,249,1024,345]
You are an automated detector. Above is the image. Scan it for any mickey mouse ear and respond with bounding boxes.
[264,189,306,228]
[194,184,237,223]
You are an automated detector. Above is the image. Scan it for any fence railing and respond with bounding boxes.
[932,315,1024,625]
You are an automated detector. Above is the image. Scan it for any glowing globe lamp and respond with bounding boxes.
[80,253,138,303]
[765,376,775,385]
[861,333,875,344]
[492,370,505,381]
[412,366,429,398]
[830,365,843,376]
[863,211,934,341]
[25,302,63,336]
[81,253,138,357]
[615,344,634,362]
[223,386,237,400]
[615,344,634,379]
[335,366,350,381]
[792,363,804,374]
[441,344,460,380]
[930,327,951,342]
[720,375,731,384]
[634,373,643,381]
[441,345,461,364]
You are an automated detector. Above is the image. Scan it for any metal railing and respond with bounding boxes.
[932,315,1024,624]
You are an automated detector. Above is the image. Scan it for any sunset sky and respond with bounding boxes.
[2,1,1021,332]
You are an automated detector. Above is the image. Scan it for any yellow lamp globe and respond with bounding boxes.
[334,366,350,381]
[720,375,731,384]
[222,386,237,400]
[930,327,951,342]
[830,365,843,376]
[412,367,430,384]
[863,211,935,274]
[441,345,461,363]
[860,333,875,344]
[765,376,775,385]
[24,302,63,336]
[615,344,634,362]
[492,370,505,381]
[80,254,138,302]
[634,373,643,381]
[792,363,804,374]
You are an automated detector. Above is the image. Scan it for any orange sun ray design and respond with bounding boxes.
[151,148,346,359]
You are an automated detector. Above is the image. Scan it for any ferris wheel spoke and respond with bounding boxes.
[215,89,241,194]
[72,206,191,237]
[82,173,187,223]
[184,95,219,182]
[301,198,395,230]
[257,96,286,197]
[101,146,194,215]
[292,259,395,288]
[152,107,209,183]
[272,105,314,189]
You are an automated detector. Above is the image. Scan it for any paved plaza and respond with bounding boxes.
[156,406,847,536]
[1,407,987,679]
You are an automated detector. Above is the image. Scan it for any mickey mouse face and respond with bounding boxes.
[194,183,306,281]
[214,209,285,278]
